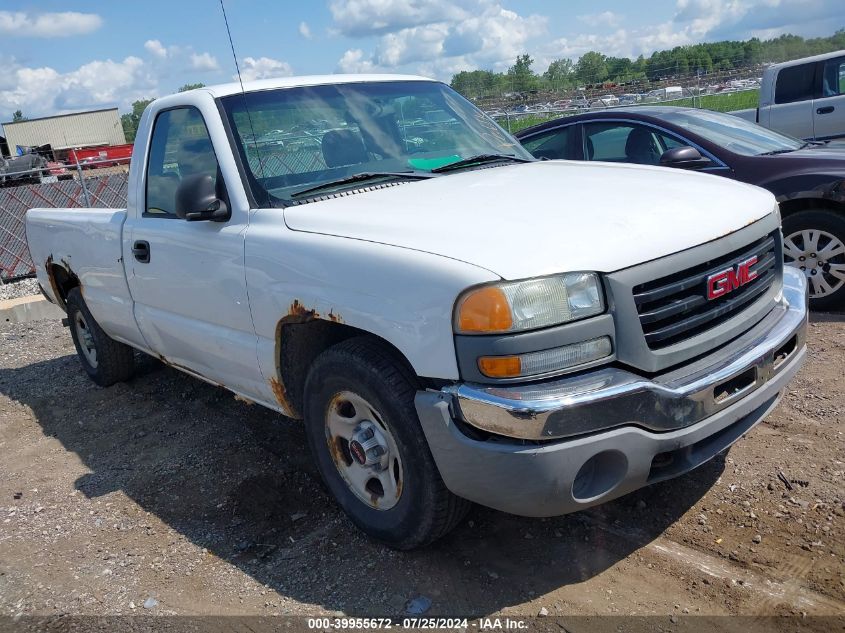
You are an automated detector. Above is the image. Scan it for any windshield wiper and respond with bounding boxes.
[430,153,533,173]
[758,142,815,156]
[758,148,799,156]
[290,171,435,198]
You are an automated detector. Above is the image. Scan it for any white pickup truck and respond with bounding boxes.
[732,50,845,140]
[26,75,808,549]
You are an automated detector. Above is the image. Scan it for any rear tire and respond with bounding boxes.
[782,209,845,311]
[66,288,134,386]
[303,337,469,549]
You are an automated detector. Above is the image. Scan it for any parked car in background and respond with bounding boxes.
[516,106,845,309]
[592,95,619,107]
[646,86,683,102]
[46,161,73,181]
[731,50,845,141]
[0,152,48,186]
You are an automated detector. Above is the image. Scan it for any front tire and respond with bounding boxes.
[66,288,135,386]
[782,210,845,311]
[303,337,469,549]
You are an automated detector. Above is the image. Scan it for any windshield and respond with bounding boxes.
[655,109,804,156]
[220,80,530,204]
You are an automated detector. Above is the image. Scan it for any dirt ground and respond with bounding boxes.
[0,312,843,626]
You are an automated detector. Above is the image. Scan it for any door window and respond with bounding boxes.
[774,63,816,104]
[520,126,576,160]
[821,58,845,97]
[582,122,684,165]
[146,107,219,216]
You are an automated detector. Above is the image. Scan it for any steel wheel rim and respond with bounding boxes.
[325,390,404,511]
[73,312,98,368]
[783,228,845,299]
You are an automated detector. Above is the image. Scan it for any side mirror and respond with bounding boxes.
[174,174,230,222]
[659,146,712,170]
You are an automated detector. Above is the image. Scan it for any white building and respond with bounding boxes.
[1,108,126,157]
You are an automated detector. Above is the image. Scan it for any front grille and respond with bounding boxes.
[633,232,779,349]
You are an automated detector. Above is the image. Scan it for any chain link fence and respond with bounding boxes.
[0,163,129,281]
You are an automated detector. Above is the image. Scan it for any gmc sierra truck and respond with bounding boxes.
[26,75,808,549]
[732,50,845,141]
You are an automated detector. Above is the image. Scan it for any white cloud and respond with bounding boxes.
[0,11,103,37]
[333,1,547,79]
[0,56,157,118]
[142,40,224,76]
[337,49,377,73]
[329,0,468,37]
[144,39,168,59]
[537,0,845,68]
[190,52,219,72]
[674,0,845,40]
[299,21,313,39]
[238,57,293,82]
[577,11,622,28]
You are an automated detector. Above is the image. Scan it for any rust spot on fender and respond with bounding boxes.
[289,300,319,320]
[286,300,343,325]
[45,255,61,306]
[45,255,78,310]
[269,377,296,416]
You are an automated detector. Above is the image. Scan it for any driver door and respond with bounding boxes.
[123,105,261,396]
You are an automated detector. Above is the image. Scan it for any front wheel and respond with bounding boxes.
[303,337,469,549]
[782,209,845,311]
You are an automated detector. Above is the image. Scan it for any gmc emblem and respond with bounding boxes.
[706,256,758,300]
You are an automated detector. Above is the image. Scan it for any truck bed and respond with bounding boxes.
[26,208,141,347]
[729,107,758,122]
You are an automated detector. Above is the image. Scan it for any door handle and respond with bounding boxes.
[816,106,834,115]
[132,240,150,263]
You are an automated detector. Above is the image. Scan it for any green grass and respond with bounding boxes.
[654,89,759,112]
[502,114,557,134]
[497,89,760,134]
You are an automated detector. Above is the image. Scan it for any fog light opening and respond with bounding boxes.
[773,335,797,370]
[572,450,628,502]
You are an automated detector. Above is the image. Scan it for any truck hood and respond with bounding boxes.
[283,161,776,280]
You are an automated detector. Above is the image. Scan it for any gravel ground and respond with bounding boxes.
[0,278,40,302]
[0,314,843,626]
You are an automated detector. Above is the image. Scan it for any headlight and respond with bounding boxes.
[455,272,604,334]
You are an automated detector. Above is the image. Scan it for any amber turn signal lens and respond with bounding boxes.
[457,286,513,333]
[478,355,522,378]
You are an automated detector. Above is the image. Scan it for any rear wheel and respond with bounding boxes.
[66,288,134,386]
[782,209,845,311]
[303,337,469,549]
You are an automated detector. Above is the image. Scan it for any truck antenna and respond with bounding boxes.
[219,0,266,185]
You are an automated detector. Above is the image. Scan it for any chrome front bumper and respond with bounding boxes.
[443,267,809,441]
[415,267,808,518]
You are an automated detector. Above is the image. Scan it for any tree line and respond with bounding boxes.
[450,29,845,98]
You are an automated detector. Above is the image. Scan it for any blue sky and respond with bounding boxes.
[1,0,843,120]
